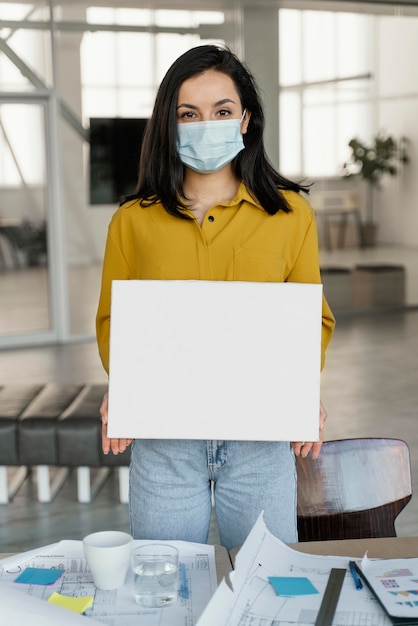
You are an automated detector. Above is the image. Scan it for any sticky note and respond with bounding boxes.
[268,576,319,597]
[48,592,94,614]
[14,567,65,586]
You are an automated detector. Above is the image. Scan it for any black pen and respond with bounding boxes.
[349,560,363,590]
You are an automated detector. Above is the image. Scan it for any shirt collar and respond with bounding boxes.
[219,181,262,210]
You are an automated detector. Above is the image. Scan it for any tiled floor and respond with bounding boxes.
[0,247,418,553]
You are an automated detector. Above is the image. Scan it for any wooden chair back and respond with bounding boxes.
[296,438,412,541]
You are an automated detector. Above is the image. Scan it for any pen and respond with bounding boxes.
[349,560,363,590]
[180,562,189,599]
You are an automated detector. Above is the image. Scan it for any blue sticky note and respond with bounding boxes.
[268,576,319,597]
[15,567,65,586]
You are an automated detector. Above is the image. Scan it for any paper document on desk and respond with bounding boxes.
[0,539,218,626]
[357,554,418,621]
[197,512,393,626]
[0,583,103,626]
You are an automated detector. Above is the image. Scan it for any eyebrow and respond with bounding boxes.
[176,98,237,110]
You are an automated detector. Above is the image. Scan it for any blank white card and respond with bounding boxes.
[107,280,322,441]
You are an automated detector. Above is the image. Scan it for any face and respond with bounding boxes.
[176,69,250,132]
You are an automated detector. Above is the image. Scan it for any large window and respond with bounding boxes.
[81,8,225,120]
[279,9,374,178]
[0,2,51,186]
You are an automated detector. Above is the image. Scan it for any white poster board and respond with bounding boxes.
[107,280,322,441]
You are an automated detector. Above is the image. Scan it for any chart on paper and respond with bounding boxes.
[0,540,218,626]
[196,514,393,626]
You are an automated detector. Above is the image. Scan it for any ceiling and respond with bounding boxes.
[3,0,418,8]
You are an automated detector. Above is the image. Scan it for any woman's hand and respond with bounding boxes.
[291,399,327,460]
[100,391,133,455]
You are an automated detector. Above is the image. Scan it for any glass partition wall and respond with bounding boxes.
[0,98,50,337]
[0,1,237,347]
[0,1,417,349]
[0,2,68,346]
[278,3,418,313]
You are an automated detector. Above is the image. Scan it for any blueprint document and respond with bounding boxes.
[0,539,218,625]
[197,513,393,626]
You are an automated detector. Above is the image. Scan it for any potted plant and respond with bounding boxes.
[342,132,410,245]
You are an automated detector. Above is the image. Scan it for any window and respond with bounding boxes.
[81,8,225,121]
[279,9,373,179]
[0,2,51,186]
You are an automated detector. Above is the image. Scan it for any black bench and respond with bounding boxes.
[0,384,130,504]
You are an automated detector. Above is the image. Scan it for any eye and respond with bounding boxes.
[217,108,232,117]
[178,111,197,120]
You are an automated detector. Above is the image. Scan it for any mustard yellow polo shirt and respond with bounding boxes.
[96,183,335,373]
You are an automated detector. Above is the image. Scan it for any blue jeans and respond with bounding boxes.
[129,439,297,552]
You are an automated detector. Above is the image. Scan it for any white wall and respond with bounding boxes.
[376,14,418,246]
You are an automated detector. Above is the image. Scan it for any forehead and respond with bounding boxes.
[177,69,240,104]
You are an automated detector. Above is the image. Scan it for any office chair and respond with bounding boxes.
[296,438,412,541]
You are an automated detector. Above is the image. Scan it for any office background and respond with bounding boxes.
[0,0,418,551]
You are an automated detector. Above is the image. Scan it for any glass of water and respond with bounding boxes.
[131,543,179,608]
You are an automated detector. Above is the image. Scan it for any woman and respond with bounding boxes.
[96,44,335,551]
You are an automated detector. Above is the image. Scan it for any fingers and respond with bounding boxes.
[100,392,110,454]
[99,392,109,425]
[100,391,133,455]
[101,422,130,456]
[292,441,314,458]
[310,440,323,460]
[102,416,132,455]
[292,441,303,456]
[319,399,327,432]
[109,438,132,455]
[101,418,111,454]
[292,399,327,459]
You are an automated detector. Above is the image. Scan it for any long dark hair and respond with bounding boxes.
[132,44,309,218]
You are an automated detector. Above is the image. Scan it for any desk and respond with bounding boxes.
[289,536,418,559]
[214,544,233,582]
[1,544,232,625]
[1,544,232,583]
[310,191,364,250]
[230,536,418,565]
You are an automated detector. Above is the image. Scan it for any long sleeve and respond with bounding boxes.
[96,220,132,374]
[283,193,335,369]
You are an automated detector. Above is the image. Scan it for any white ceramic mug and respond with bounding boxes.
[83,530,133,590]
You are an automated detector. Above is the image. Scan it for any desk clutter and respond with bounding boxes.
[0,384,130,505]
[200,514,418,626]
[3,514,418,625]
[0,536,219,626]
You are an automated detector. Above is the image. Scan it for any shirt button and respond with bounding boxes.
[208,215,215,222]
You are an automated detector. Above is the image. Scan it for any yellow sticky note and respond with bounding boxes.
[47,592,94,614]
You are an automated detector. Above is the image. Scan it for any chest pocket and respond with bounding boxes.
[233,248,287,282]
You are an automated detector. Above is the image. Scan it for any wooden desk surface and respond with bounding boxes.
[8,538,415,577]
[289,536,418,559]
[214,544,232,582]
[230,537,418,566]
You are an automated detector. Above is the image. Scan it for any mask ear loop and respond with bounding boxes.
[240,109,247,123]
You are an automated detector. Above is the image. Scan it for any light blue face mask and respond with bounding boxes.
[176,111,246,174]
